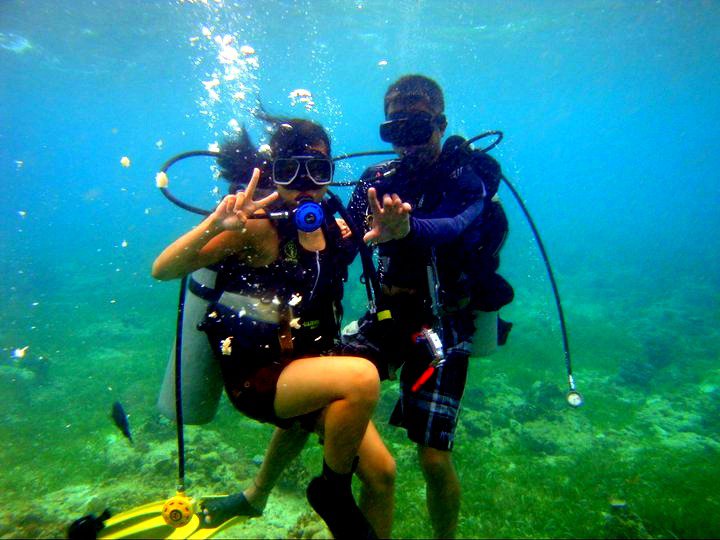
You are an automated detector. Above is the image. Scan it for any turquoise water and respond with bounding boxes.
[1,0,719,537]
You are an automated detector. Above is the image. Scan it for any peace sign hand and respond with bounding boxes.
[211,168,279,231]
[362,187,412,244]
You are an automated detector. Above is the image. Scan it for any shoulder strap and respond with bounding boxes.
[470,151,502,198]
[440,134,503,199]
[325,192,384,314]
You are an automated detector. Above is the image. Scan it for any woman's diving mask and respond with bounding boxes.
[268,154,330,232]
[271,154,334,188]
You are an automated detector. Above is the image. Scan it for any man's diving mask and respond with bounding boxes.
[379,111,446,146]
[271,154,334,189]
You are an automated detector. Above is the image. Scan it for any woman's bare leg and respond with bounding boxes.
[274,356,380,473]
[202,355,376,527]
[200,424,311,525]
[274,356,380,538]
[356,421,396,538]
[245,424,310,510]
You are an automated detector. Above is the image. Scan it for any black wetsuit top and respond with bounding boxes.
[201,203,355,424]
[209,203,355,354]
[347,146,510,324]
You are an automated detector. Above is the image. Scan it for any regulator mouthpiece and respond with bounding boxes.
[294,200,324,232]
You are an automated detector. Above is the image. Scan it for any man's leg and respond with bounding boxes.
[418,445,460,539]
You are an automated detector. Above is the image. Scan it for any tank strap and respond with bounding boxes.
[188,275,222,303]
[278,305,294,359]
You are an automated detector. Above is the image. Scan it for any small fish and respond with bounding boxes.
[11,346,29,359]
[111,401,133,443]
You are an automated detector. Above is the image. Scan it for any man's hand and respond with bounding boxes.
[211,168,279,231]
[363,187,412,244]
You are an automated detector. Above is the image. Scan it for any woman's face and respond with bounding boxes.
[275,141,330,208]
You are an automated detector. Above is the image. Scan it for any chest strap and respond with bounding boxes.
[278,305,295,359]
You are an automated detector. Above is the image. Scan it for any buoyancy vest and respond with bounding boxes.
[352,136,514,313]
[208,201,354,354]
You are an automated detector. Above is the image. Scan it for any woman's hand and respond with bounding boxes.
[212,168,279,231]
[335,218,352,239]
[363,187,412,244]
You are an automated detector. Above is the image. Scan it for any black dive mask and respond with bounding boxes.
[379,111,446,146]
[271,154,333,190]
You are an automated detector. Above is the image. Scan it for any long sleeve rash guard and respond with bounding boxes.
[347,160,487,249]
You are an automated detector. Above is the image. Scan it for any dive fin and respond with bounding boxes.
[99,501,168,539]
[96,497,245,540]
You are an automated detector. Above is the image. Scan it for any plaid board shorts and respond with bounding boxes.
[342,312,472,451]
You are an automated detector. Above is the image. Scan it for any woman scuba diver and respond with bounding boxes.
[151,118,392,539]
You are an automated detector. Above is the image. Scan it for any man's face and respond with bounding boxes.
[386,99,446,170]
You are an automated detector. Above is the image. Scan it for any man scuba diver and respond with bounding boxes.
[342,74,514,538]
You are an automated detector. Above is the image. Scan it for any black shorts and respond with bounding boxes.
[203,305,324,430]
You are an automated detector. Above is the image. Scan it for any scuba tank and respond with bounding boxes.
[157,268,224,425]
[155,200,326,425]
[439,135,514,358]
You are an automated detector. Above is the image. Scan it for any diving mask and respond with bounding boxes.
[271,154,334,189]
[380,111,446,146]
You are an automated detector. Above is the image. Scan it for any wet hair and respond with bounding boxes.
[257,110,332,157]
[217,115,330,193]
[217,126,267,191]
[383,74,445,116]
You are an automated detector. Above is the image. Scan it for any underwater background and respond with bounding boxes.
[1,0,719,538]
